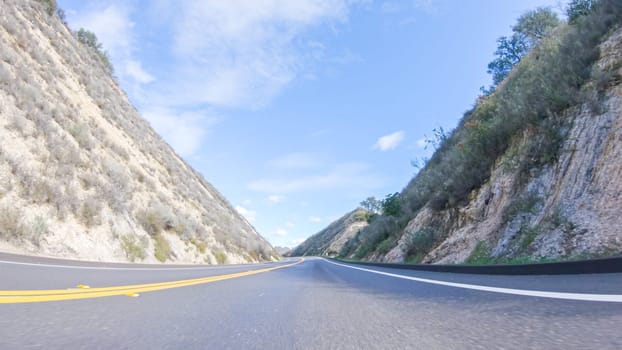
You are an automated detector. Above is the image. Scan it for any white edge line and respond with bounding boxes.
[0,259,282,271]
[322,258,622,303]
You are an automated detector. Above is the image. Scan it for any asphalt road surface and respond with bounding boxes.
[1,253,621,349]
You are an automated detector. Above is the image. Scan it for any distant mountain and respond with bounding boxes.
[0,0,277,263]
[290,209,370,257]
[273,246,292,256]
[300,1,622,264]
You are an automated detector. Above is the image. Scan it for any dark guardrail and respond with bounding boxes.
[327,256,622,275]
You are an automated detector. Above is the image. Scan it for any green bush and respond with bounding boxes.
[137,209,164,236]
[405,227,438,262]
[519,225,539,250]
[121,235,147,262]
[376,238,395,254]
[214,251,227,264]
[465,241,493,265]
[190,238,206,254]
[153,234,171,262]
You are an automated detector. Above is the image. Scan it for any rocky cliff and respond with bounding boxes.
[0,0,277,263]
[295,2,622,264]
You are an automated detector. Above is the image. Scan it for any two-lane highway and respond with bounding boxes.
[1,254,621,349]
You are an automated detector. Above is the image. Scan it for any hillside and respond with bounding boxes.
[296,0,622,264]
[0,0,277,263]
[290,209,370,257]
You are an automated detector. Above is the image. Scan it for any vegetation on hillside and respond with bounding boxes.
[339,0,622,262]
[0,0,276,263]
[75,29,113,74]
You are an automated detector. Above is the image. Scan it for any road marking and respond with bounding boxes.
[323,259,622,303]
[0,259,286,271]
[0,259,303,304]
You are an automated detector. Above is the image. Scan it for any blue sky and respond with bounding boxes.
[58,0,568,247]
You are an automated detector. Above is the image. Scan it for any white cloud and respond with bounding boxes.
[248,162,383,194]
[235,205,257,223]
[275,229,288,236]
[242,199,253,205]
[143,107,220,157]
[267,195,286,203]
[125,60,155,83]
[162,0,355,108]
[285,221,295,228]
[308,216,322,223]
[373,131,405,151]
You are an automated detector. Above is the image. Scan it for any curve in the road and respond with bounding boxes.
[324,259,622,303]
[0,258,304,304]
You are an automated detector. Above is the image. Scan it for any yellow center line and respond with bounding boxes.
[0,258,304,304]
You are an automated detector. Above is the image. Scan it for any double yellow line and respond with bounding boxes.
[0,258,303,304]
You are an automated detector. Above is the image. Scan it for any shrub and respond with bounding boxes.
[353,210,374,223]
[465,241,493,265]
[153,234,171,262]
[69,123,94,150]
[79,196,102,227]
[519,225,539,250]
[405,227,437,262]
[136,209,165,236]
[376,237,395,254]
[120,235,147,262]
[190,238,206,254]
[0,205,24,239]
[214,251,227,264]
[28,215,48,247]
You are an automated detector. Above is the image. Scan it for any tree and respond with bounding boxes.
[566,0,595,23]
[512,8,560,47]
[360,197,382,214]
[487,7,559,88]
[487,34,530,86]
[381,193,402,217]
